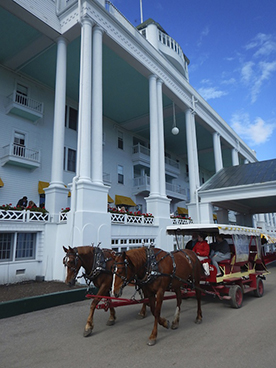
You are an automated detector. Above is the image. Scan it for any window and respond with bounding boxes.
[15,233,35,260]
[65,105,78,131]
[64,148,76,172]
[0,233,36,261]
[118,165,124,184]
[118,131,124,150]
[16,83,28,106]
[13,131,26,157]
[0,233,13,261]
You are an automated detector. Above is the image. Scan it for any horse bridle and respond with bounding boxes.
[113,257,137,290]
[63,248,82,281]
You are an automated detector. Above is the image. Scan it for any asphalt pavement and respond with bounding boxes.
[1,263,276,368]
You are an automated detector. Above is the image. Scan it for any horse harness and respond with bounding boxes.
[64,246,114,284]
[115,246,196,290]
[143,247,195,288]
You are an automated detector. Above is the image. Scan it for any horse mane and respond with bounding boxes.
[75,245,95,256]
[126,247,147,269]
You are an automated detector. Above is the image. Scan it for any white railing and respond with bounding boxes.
[166,182,186,196]
[7,91,44,114]
[165,156,180,169]
[110,213,154,225]
[133,144,179,170]
[133,143,150,156]
[170,217,192,225]
[133,175,150,187]
[59,212,68,222]
[0,210,49,222]
[2,144,40,163]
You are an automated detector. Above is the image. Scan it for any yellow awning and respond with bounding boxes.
[108,195,114,203]
[115,195,136,207]
[0,178,4,187]
[39,181,71,196]
[38,181,49,194]
[177,207,188,215]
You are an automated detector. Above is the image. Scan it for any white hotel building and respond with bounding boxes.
[0,0,274,284]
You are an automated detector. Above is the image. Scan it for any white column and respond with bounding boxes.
[146,75,170,227]
[148,75,159,196]
[157,78,166,197]
[185,108,200,203]
[70,19,110,248]
[51,36,67,186]
[91,25,104,185]
[232,148,239,166]
[78,18,93,182]
[213,132,223,172]
[45,36,68,218]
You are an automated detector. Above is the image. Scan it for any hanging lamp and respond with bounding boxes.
[171,102,179,135]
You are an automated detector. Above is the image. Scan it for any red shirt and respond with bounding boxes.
[193,240,210,257]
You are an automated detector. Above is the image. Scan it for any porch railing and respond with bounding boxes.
[0,209,49,222]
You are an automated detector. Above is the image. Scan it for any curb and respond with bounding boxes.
[0,288,88,319]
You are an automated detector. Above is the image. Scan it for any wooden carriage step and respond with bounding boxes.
[222,296,231,300]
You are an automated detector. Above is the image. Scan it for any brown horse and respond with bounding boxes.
[63,245,147,337]
[112,246,204,346]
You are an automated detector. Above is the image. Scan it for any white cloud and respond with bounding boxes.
[197,26,210,47]
[241,61,254,84]
[231,112,275,145]
[198,87,228,100]
[250,61,276,103]
[221,77,236,85]
[245,33,276,58]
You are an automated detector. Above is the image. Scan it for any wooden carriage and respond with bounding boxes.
[166,223,269,308]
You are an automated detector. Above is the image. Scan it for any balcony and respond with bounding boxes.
[6,91,44,123]
[132,176,186,200]
[132,144,180,176]
[158,30,189,79]
[1,143,41,169]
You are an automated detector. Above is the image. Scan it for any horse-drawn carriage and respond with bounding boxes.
[167,223,269,308]
[63,223,269,345]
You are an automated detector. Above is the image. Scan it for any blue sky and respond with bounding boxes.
[112,0,276,162]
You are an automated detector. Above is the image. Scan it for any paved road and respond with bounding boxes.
[1,264,276,368]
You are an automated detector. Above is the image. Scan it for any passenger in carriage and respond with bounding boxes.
[186,232,198,250]
[210,234,231,276]
[193,233,210,261]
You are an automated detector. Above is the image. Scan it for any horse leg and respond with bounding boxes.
[83,285,116,337]
[194,284,203,324]
[83,297,98,337]
[137,302,147,319]
[147,290,169,346]
[171,288,182,330]
[106,306,116,326]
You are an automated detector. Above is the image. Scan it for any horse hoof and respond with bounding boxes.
[147,339,156,346]
[136,313,146,320]
[106,320,115,326]
[195,318,202,324]
[83,328,92,337]
[171,322,179,330]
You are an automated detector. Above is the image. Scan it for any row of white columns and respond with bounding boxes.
[47,17,242,224]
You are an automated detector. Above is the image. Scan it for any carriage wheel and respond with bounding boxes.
[253,277,264,297]
[229,285,243,308]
